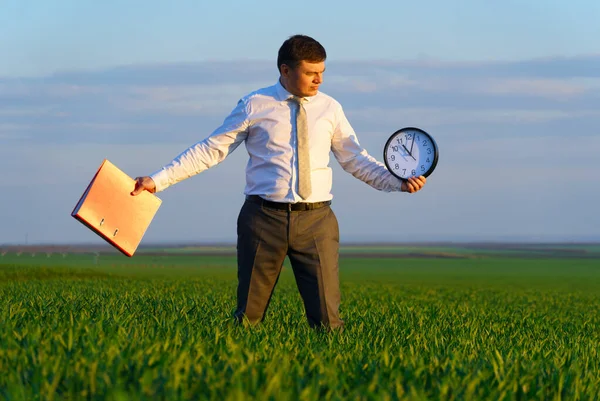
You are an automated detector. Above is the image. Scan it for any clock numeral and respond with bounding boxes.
[390,155,395,161]
[392,145,399,152]
[411,169,416,176]
[427,148,432,154]
[396,138,402,145]
[420,165,425,172]
[394,163,399,170]
[426,158,430,163]
[402,169,406,175]
[422,140,427,146]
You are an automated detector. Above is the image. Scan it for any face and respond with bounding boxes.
[280,60,325,97]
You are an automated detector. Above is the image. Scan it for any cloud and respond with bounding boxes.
[2,56,598,146]
[349,107,600,127]
[469,78,591,98]
[114,84,265,115]
[1,55,599,243]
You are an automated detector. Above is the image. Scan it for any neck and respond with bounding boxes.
[279,77,303,97]
[279,77,292,94]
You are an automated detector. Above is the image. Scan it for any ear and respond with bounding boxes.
[280,64,290,77]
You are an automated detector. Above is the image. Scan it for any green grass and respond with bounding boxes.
[1,254,600,400]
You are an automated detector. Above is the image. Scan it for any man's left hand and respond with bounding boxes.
[401,176,426,193]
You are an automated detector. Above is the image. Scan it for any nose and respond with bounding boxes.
[314,73,323,84]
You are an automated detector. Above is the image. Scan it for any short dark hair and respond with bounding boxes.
[277,35,326,71]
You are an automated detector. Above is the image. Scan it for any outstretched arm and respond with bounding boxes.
[132,99,250,195]
[331,104,425,193]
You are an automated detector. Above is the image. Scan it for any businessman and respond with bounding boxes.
[131,34,427,330]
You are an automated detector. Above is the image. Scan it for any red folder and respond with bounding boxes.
[71,159,162,256]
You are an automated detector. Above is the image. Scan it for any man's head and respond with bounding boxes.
[278,35,326,97]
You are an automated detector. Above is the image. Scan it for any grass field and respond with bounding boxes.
[1,247,600,400]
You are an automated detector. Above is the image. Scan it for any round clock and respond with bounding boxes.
[383,127,439,180]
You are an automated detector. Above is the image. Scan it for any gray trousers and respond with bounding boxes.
[234,198,344,330]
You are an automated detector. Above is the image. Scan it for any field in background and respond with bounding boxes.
[3,241,600,260]
[1,244,600,400]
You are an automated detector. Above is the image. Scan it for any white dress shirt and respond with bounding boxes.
[150,81,403,202]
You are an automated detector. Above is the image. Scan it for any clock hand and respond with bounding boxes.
[409,133,416,156]
[402,144,416,161]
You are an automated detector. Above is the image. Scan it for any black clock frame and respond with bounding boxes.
[383,127,439,181]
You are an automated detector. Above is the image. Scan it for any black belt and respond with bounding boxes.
[246,195,331,211]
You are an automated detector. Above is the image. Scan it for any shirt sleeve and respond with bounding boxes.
[331,103,403,192]
[149,98,250,192]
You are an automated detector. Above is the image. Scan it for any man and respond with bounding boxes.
[131,35,426,331]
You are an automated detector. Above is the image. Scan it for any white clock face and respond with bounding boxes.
[384,128,438,180]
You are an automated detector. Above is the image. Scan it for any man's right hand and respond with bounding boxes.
[131,176,156,196]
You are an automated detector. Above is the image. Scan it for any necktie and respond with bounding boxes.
[292,96,312,200]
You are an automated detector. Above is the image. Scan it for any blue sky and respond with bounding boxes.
[3,0,600,76]
[1,1,599,244]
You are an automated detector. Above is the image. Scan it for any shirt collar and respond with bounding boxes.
[275,79,316,103]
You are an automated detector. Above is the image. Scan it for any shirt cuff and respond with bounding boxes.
[149,169,170,193]
[391,175,404,192]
